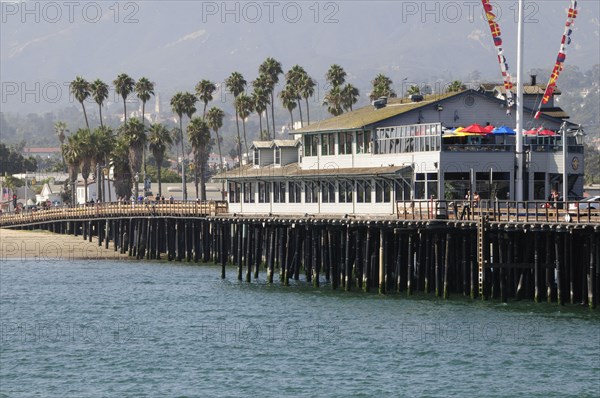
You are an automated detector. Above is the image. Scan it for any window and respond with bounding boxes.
[415,173,438,199]
[427,172,438,199]
[321,133,335,156]
[304,135,318,157]
[356,130,371,154]
[338,132,353,154]
[275,148,281,165]
[273,181,286,203]
[258,182,270,203]
[243,182,254,203]
[375,179,391,203]
[339,180,353,203]
[357,180,372,203]
[289,181,302,203]
[394,178,411,201]
[322,181,336,203]
[253,149,259,165]
[228,182,241,203]
[305,181,318,203]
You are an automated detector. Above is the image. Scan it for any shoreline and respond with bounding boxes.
[0,228,131,261]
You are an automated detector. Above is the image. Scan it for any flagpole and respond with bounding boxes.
[515,0,525,203]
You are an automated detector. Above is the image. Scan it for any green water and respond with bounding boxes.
[1,259,598,397]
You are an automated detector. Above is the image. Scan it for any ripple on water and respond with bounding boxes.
[1,260,598,397]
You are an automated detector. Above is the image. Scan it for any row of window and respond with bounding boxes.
[228,179,412,204]
[303,123,443,157]
[304,131,373,157]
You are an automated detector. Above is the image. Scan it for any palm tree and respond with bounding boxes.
[170,92,197,200]
[148,123,172,198]
[285,65,307,127]
[73,128,93,203]
[370,74,397,100]
[251,85,269,140]
[54,121,68,171]
[62,135,81,205]
[110,136,133,199]
[69,77,91,130]
[279,86,297,128]
[447,80,466,93]
[225,72,247,160]
[90,126,115,202]
[195,79,217,117]
[187,117,212,200]
[326,64,346,88]
[341,84,360,111]
[259,57,283,139]
[323,86,344,116]
[206,106,225,177]
[113,73,135,122]
[90,79,109,127]
[171,127,182,171]
[253,74,271,138]
[135,77,155,194]
[119,118,146,200]
[235,93,253,155]
[299,74,316,125]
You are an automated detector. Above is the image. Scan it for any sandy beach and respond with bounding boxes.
[0,228,132,261]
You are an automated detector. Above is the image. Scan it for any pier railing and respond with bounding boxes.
[396,199,600,224]
[0,200,228,226]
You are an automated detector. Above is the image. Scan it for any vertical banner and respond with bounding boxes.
[481,0,514,108]
[535,1,578,119]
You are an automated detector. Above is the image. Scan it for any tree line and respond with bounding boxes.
[60,58,418,202]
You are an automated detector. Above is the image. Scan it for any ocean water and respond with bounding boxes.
[1,259,598,397]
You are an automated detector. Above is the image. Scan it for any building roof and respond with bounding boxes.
[272,139,300,148]
[293,92,463,134]
[480,83,562,95]
[215,163,411,181]
[250,141,273,149]
[540,107,570,119]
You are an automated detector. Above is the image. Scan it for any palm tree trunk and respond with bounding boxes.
[200,154,207,201]
[242,119,249,156]
[157,159,162,198]
[81,102,90,130]
[142,101,147,196]
[123,98,127,123]
[215,129,224,200]
[265,108,270,140]
[270,91,276,139]
[194,154,199,199]
[180,118,187,201]
[203,103,208,118]
[234,108,242,164]
[297,98,303,128]
[258,112,263,140]
[98,105,104,128]
[84,178,88,203]
[289,110,294,130]
[305,97,310,125]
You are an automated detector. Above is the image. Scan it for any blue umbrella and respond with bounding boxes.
[491,125,516,135]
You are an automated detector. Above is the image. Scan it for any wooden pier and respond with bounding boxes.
[1,200,598,308]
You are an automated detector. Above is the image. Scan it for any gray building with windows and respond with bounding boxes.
[217,86,585,215]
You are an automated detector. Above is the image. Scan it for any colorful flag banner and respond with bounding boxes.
[535,0,578,119]
[481,0,514,107]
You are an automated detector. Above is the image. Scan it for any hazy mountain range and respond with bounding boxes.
[2,0,599,114]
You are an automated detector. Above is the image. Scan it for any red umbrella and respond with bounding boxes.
[538,129,556,136]
[483,125,495,133]
[524,128,541,135]
[462,123,489,134]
